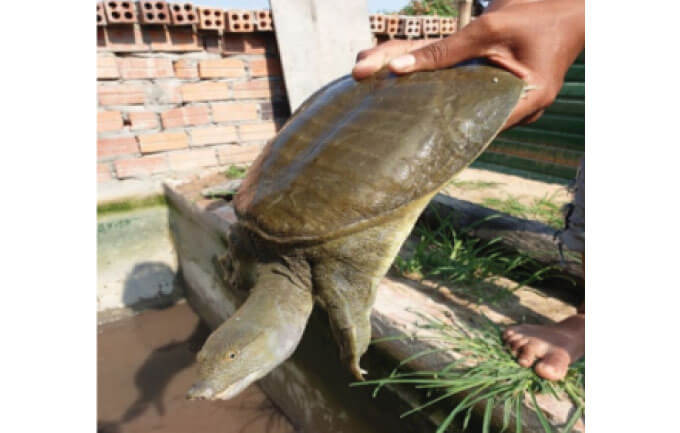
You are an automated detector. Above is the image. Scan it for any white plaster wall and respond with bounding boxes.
[97,205,178,311]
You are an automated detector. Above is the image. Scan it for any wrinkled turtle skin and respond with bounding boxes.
[187,65,525,400]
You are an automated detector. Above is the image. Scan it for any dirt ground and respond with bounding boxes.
[445,167,572,208]
[97,302,297,433]
[442,167,574,228]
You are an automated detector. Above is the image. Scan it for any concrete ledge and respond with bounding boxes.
[163,173,584,433]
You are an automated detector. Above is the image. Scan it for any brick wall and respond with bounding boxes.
[97,3,293,186]
[96,2,456,188]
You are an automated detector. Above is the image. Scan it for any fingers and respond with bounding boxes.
[353,30,482,79]
[386,21,491,74]
[501,79,559,130]
[503,94,546,130]
[352,39,431,80]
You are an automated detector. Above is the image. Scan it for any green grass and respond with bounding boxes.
[353,313,585,433]
[394,214,557,304]
[482,194,564,229]
[223,164,248,179]
[376,212,583,431]
[97,194,167,216]
[449,179,502,191]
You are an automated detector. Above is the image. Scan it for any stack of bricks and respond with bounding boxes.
[397,16,422,38]
[369,13,456,42]
[97,1,289,184]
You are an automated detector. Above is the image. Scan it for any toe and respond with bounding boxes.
[517,342,540,368]
[503,333,525,347]
[534,350,570,381]
[504,333,524,345]
[503,328,517,340]
[511,337,529,351]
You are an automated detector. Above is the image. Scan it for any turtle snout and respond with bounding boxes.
[186,381,215,400]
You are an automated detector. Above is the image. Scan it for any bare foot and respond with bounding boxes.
[503,314,584,381]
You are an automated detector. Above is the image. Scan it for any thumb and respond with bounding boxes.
[388,27,486,74]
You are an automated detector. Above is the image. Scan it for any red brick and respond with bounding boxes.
[138,1,171,25]
[98,163,113,182]
[97,111,123,133]
[173,59,198,79]
[153,82,182,104]
[211,103,258,122]
[138,132,188,153]
[118,57,173,79]
[161,105,210,128]
[169,3,198,25]
[180,82,229,102]
[369,14,386,33]
[98,84,146,105]
[253,10,273,31]
[97,55,119,79]
[203,33,222,54]
[114,155,168,178]
[197,7,224,31]
[225,10,254,33]
[190,126,238,146]
[198,58,246,79]
[98,136,139,160]
[223,33,275,55]
[129,111,159,130]
[101,25,148,52]
[168,149,218,171]
[249,58,282,77]
[104,1,137,24]
[239,122,278,141]
[232,80,282,99]
[216,144,262,165]
[97,3,106,26]
[97,27,106,49]
[146,26,202,52]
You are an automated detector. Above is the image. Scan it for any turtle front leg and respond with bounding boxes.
[313,260,376,380]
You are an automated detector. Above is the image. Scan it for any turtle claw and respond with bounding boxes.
[350,361,368,381]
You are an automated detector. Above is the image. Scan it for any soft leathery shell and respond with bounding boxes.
[234,65,524,242]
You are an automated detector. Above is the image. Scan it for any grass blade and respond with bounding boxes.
[401,390,460,418]
[560,405,583,433]
[462,406,473,431]
[436,406,460,433]
[501,396,512,432]
[530,390,553,433]
[515,394,522,433]
[482,397,494,433]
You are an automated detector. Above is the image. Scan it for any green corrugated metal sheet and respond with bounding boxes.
[477,52,585,182]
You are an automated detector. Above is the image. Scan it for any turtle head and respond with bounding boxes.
[187,261,313,401]
[186,319,276,400]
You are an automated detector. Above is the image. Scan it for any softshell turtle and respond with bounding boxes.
[187,65,525,400]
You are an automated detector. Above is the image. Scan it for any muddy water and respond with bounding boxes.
[97,302,297,433]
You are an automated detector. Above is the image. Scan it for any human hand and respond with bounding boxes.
[352,0,584,129]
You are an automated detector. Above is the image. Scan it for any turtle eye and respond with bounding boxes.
[225,351,237,360]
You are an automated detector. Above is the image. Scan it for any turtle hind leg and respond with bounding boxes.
[311,196,435,379]
[313,259,376,380]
